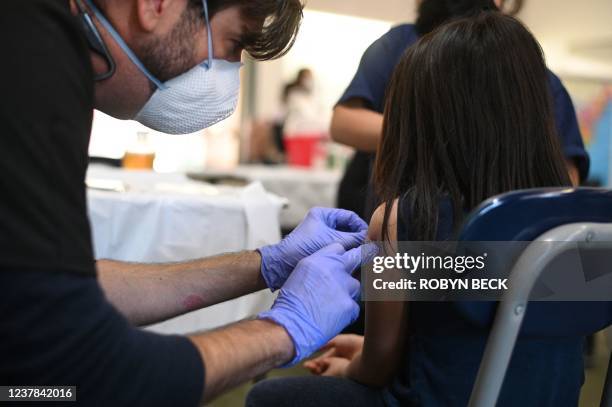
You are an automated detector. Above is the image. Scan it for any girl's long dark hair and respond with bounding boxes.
[374,11,571,242]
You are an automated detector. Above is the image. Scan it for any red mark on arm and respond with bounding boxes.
[182,294,205,311]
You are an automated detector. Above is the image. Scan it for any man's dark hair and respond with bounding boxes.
[374,11,570,241]
[193,0,304,60]
[414,0,524,35]
[95,0,302,83]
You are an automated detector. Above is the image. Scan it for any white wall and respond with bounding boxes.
[305,0,417,23]
[252,0,612,124]
[519,0,612,80]
[302,0,612,80]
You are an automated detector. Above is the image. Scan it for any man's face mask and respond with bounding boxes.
[84,0,242,135]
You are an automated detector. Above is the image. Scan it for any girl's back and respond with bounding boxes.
[374,10,580,406]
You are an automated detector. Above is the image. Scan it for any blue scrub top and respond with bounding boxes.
[339,24,590,181]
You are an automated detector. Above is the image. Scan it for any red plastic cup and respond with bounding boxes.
[284,134,322,167]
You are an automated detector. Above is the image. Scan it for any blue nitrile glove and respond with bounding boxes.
[258,207,368,291]
[259,242,379,366]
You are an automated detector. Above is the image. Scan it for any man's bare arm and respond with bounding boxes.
[191,319,294,403]
[97,251,266,326]
[330,99,383,153]
[190,239,369,402]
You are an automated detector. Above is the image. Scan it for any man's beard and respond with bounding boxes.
[136,4,203,88]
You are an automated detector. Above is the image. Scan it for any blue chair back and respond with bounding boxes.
[455,187,612,337]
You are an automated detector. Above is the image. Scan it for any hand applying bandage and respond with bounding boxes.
[259,242,378,366]
[258,208,368,291]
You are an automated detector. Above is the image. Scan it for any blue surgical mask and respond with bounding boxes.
[85,0,242,135]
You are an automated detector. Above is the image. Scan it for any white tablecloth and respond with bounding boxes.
[86,165,282,334]
[194,165,343,228]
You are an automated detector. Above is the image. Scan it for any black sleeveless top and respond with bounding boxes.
[388,196,584,406]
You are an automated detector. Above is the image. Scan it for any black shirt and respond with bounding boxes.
[1,0,95,274]
[1,269,205,407]
[1,2,205,404]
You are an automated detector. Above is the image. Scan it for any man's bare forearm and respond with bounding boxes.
[190,319,294,402]
[97,251,266,326]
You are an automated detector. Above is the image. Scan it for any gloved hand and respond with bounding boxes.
[258,207,368,291]
[258,242,378,366]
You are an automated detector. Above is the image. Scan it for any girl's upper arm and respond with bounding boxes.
[359,200,410,386]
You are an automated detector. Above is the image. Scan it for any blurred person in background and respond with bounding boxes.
[252,68,321,165]
[1,1,375,405]
[333,0,587,223]
[266,69,317,164]
[283,68,315,104]
[282,68,330,167]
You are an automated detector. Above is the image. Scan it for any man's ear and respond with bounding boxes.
[136,0,174,32]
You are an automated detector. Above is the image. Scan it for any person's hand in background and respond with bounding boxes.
[259,243,377,366]
[258,207,368,291]
[303,334,364,377]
